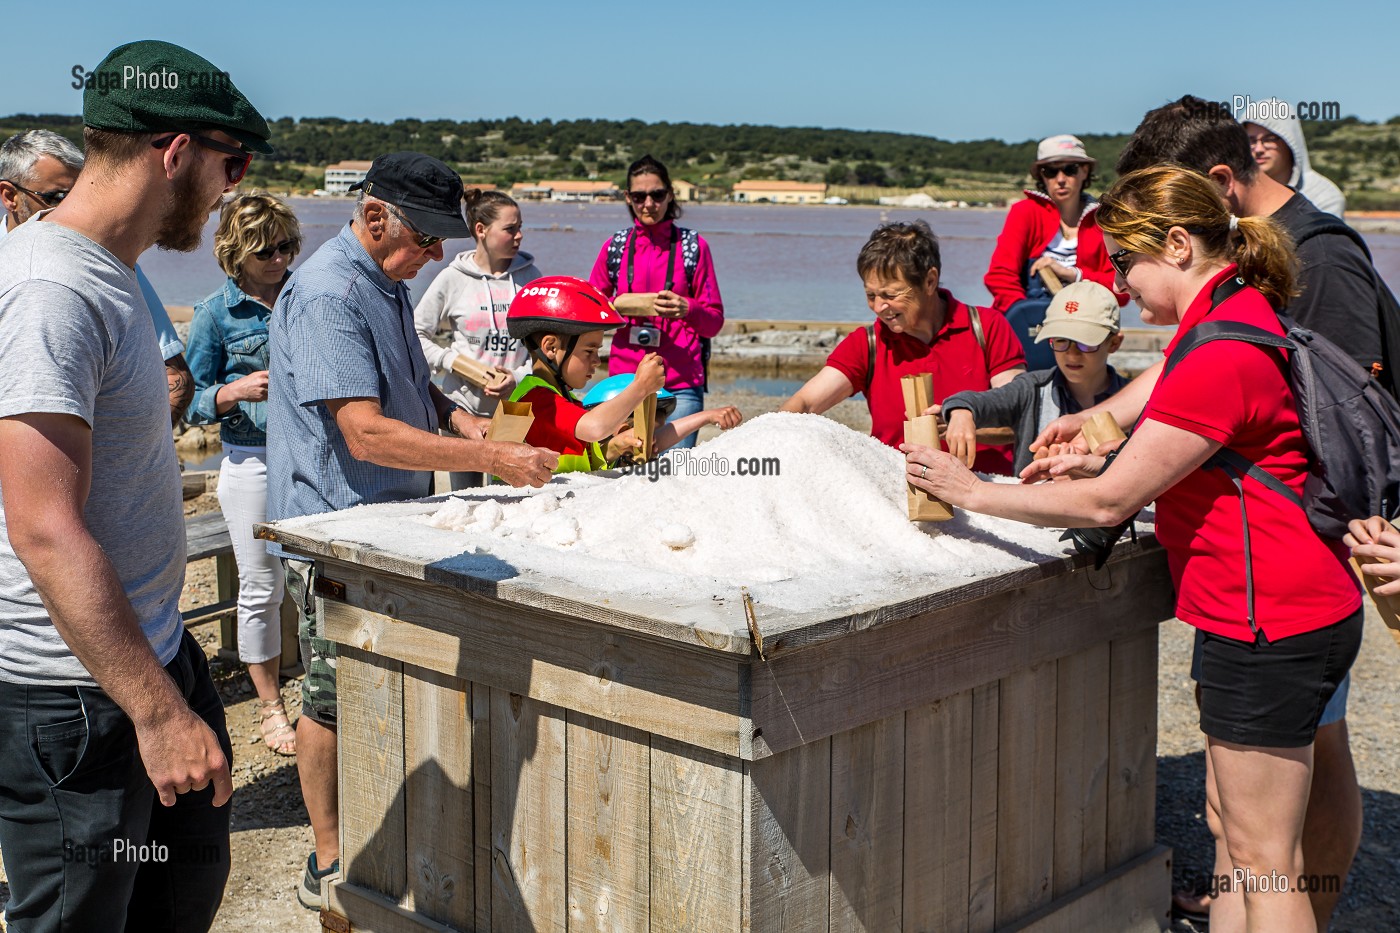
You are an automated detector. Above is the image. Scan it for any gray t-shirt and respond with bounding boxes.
[0,219,185,685]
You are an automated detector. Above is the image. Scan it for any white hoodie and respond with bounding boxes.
[1248,100,1346,218]
[414,248,543,415]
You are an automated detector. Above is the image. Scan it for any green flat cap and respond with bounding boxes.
[83,39,272,154]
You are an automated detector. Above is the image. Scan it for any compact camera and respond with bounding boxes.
[632,326,662,348]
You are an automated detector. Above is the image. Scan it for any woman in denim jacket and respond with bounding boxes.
[187,192,301,755]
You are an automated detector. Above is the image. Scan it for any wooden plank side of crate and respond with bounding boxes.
[401,666,473,929]
[999,844,1172,933]
[1053,642,1110,897]
[491,689,568,933]
[471,682,492,932]
[338,646,407,901]
[995,662,1058,927]
[1107,629,1158,868]
[903,689,973,933]
[650,737,745,933]
[968,681,1000,933]
[321,574,749,758]
[747,737,831,933]
[829,712,905,933]
[749,548,1174,758]
[566,711,651,933]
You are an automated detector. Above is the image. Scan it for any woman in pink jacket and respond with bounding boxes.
[589,154,724,449]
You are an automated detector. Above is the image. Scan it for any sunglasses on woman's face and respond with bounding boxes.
[1039,163,1083,179]
[252,239,296,261]
[628,188,669,205]
[1048,337,1105,353]
[1107,247,1136,278]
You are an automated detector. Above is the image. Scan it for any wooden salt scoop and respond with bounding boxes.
[900,373,954,522]
[1352,555,1400,648]
[450,355,510,391]
[1038,265,1064,295]
[634,392,658,461]
[613,293,660,317]
[1080,411,1127,454]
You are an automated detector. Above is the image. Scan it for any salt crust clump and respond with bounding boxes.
[412,412,1081,612]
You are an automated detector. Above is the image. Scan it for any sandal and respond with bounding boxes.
[258,699,297,756]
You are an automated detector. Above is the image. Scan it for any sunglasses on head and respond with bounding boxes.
[252,239,296,261]
[385,203,444,249]
[1039,162,1083,179]
[1048,337,1105,353]
[1,180,69,207]
[627,188,669,205]
[151,133,253,185]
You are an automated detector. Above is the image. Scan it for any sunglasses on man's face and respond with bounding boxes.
[1048,337,1105,353]
[385,204,444,249]
[1,180,69,207]
[252,239,296,261]
[151,133,253,185]
[627,188,669,205]
[1039,163,1083,179]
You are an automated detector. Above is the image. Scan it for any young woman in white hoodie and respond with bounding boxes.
[414,188,543,488]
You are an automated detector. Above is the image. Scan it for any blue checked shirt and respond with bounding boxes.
[266,225,438,549]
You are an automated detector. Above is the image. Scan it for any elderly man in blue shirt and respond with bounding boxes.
[266,151,557,908]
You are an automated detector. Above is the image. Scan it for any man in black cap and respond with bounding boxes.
[0,39,269,933]
[265,150,556,909]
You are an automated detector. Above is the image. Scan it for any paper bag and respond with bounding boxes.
[486,400,534,443]
[613,293,660,317]
[1353,556,1400,648]
[451,354,510,391]
[904,415,954,522]
[634,393,658,461]
[1080,411,1127,454]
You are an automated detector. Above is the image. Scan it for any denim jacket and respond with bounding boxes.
[186,277,273,446]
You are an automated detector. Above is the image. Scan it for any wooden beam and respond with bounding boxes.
[999,844,1171,933]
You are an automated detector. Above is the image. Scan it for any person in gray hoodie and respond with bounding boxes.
[414,188,543,487]
[1245,98,1346,217]
[941,281,1127,473]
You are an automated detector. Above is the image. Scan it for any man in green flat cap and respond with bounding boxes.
[0,39,268,933]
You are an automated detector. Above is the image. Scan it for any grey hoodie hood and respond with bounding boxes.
[1246,99,1346,217]
[450,247,538,281]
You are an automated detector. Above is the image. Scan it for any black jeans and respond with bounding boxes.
[0,629,232,932]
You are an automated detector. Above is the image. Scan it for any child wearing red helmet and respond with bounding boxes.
[506,276,740,473]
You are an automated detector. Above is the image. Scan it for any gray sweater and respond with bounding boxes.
[942,366,1126,473]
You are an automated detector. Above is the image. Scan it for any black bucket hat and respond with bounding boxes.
[349,152,471,239]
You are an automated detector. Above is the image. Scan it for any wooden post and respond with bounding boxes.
[901,374,954,522]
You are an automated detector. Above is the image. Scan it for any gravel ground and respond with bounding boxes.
[2,396,1397,931]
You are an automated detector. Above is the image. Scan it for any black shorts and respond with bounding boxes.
[1191,606,1363,748]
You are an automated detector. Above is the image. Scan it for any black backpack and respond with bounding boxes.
[1162,276,1400,640]
[1290,211,1400,405]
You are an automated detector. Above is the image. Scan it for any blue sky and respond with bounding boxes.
[4,0,1397,142]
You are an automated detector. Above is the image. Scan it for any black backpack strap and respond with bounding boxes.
[1162,320,1294,379]
[865,324,876,394]
[604,229,630,293]
[1203,454,1267,644]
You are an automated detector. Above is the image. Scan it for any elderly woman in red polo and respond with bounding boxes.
[781,220,1026,474]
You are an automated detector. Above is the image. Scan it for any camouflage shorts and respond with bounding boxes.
[283,559,337,727]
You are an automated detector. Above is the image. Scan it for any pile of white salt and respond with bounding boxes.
[398,412,1095,614]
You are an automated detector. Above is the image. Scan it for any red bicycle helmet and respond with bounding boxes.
[507,276,624,340]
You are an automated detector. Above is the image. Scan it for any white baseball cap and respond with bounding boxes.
[1035,134,1096,168]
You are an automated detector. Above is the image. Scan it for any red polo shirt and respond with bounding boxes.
[519,384,588,459]
[1142,266,1360,643]
[826,291,1025,474]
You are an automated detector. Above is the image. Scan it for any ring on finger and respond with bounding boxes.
[920,465,928,478]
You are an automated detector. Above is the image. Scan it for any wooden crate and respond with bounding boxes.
[262,522,1177,933]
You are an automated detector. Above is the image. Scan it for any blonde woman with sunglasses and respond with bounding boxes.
[187,191,302,755]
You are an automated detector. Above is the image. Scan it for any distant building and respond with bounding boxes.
[510,180,620,202]
[324,160,374,195]
[731,180,827,204]
[673,179,698,202]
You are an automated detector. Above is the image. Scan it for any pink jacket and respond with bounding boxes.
[588,219,725,389]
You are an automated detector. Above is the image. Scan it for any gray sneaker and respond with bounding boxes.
[297,851,339,910]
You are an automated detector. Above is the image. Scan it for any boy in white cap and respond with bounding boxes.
[940,280,1126,472]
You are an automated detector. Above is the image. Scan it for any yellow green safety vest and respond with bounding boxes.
[509,375,610,474]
